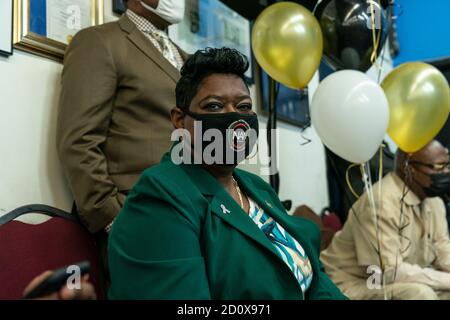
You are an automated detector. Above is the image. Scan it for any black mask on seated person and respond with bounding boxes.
[183,110,259,165]
[423,172,450,199]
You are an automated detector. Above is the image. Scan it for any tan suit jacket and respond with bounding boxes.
[57,15,187,233]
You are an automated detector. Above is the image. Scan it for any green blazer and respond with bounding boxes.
[108,152,346,300]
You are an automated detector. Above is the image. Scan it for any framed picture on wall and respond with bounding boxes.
[257,65,311,128]
[0,0,14,56]
[13,0,104,61]
[169,0,253,82]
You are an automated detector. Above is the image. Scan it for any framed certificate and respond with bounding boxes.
[13,0,104,61]
[0,0,14,56]
[169,0,253,82]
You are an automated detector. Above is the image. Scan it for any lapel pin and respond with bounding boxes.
[265,201,273,208]
[220,204,230,215]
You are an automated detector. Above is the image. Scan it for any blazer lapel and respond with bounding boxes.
[173,43,189,61]
[178,162,281,259]
[118,15,181,82]
[209,189,282,260]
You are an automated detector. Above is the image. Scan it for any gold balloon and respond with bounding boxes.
[252,2,323,89]
[381,62,450,153]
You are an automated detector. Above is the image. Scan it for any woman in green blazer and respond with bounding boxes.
[108,48,346,300]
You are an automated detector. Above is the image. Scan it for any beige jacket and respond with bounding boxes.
[321,172,450,290]
[56,15,187,233]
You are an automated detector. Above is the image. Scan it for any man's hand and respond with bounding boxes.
[23,271,97,300]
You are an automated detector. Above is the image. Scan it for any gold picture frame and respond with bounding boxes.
[13,0,104,61]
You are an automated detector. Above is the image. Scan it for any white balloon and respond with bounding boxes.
[311,70,389,164]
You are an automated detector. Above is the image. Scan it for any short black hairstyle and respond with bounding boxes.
[175,47,249,110]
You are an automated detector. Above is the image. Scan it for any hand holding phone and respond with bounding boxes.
[23,261,91,299]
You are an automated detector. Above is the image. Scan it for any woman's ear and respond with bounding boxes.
[171,107,185,129]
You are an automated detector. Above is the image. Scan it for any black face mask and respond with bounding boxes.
[183,110,259,165]
[423,172,450,199]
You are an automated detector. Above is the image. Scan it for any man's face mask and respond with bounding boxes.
[423,172,450,199]
[140,0,185,25]
[183,110,259,165]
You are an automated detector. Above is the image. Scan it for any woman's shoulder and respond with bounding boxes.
[141,157,180,179]
[133,158,189,197]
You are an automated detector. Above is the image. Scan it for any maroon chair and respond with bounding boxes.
[293,205,343,251]
[0,204,103,299]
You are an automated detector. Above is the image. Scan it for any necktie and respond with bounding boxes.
[150,30,181,70]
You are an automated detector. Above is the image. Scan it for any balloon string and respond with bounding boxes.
[370,0,378,64]
[327,152,383,260]
[376,3,395,84]
[370,0,382,68]
[312,0,323,14]
[345,163,361,199]
[376,38,387,84]
[361,162,386,299]
[376,144,388,299]
[378,143,384,210]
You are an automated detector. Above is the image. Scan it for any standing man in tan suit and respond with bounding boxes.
[56,0,187,279]
[321,140,450,300]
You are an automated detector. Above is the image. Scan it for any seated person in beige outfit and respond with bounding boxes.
[321,140,450,300]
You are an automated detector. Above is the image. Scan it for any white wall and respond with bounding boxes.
[0,4,331,217]
[0,52,71,215]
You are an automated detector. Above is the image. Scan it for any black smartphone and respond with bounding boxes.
[23,261,91,299]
